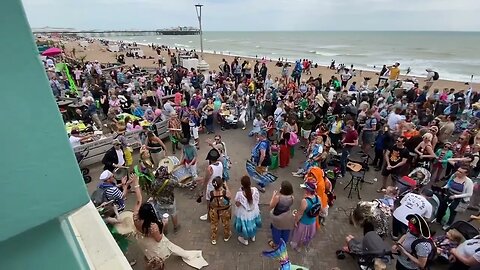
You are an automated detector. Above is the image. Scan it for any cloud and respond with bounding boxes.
[21,0,480,31]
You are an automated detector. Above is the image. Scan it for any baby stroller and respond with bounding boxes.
[75,148,91,184]
[445,220,480,240]
[336,231,392,270]
[396,167,431,199]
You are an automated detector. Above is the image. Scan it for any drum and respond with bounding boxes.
[171,165,192,184]
[113,167,128,181]
[158,156,180,173]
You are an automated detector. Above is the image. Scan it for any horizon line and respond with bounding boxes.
[31,27,480,33]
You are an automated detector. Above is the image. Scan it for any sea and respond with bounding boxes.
[105,31,480,83]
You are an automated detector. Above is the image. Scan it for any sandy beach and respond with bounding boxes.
[59,38,478,91]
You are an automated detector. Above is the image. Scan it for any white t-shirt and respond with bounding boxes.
[74,70,82,80]
[69,136,81,148]
[393,193,433,225]
[205,162,223,201]
[274,107,284,123]
[456,237,480,263]
[116,149,125,166]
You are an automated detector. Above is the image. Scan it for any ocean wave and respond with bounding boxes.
[316,44,352,49]
[308,50,368,58]
[174,43,190,48]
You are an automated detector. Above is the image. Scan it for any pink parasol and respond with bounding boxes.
[41,47,62,56]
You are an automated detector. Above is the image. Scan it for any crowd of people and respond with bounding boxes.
[45,38,480,270]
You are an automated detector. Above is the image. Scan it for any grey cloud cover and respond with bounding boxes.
[21,0,480,31]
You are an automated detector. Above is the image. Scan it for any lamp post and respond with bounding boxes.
[194,4,209,73]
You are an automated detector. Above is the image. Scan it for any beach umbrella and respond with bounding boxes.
[41,47,62,56]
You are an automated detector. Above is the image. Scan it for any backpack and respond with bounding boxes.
[432,72,439,81]
[91,185,111,207]
[306,196,322,218]
[411,238,436,269]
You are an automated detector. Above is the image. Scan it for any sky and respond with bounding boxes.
[22,0,480,31]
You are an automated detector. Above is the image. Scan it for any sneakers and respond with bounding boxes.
[211,240,217,245]
[224,235,231,242]
[238,236,249,246]
[200,214,208,221]
[292,173,304,178]
[251,236,256,242]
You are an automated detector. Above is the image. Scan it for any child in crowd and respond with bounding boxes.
[378,186,398,210]
[434,228,465,263]
[270,140,280,170]
[279,138,290,168]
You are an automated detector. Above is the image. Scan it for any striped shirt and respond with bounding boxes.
[103,185,125,211]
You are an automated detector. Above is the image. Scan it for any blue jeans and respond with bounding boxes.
[340,147,351,175]
[271,224,290,246]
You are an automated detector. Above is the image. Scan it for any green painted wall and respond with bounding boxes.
[0,0,91,269]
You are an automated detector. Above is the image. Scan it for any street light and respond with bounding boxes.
[194,4,209,72]
[194,4,204,60]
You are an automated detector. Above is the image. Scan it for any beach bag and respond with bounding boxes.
[306,196,322,218]
[288,132,299,146]
[433,72,439,81]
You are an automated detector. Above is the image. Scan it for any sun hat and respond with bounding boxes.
[99,170,114,181]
